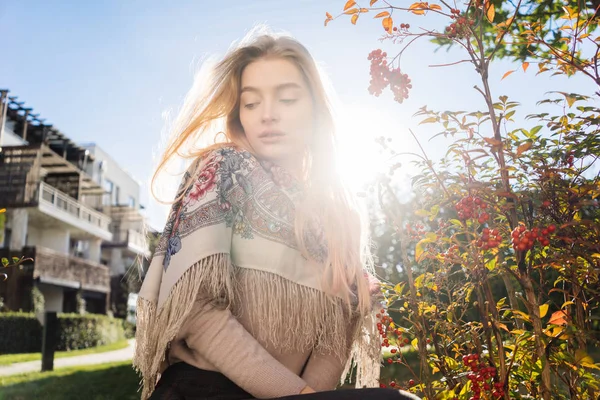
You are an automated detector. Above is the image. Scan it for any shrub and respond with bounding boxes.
[0,312,127,354]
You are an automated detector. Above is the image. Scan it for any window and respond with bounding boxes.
[128,196,136,208]
[103,179,114,205]
[115,186,120,205]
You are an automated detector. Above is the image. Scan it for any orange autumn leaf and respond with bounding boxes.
[522,62,530,72]
[409,3,426,15]
[375,11,390,18]
[516,142,532,156]
[326,12,333,19]
[351,14,359,24]
[344,7,359,14]
[370,0,378,5]
[501,69,516,80]
[484,137,503,147]
[485,0,495,22]
[344,0,356,11]
[429,4,442,10]
[382,16,393,33]
[549,310,568,325]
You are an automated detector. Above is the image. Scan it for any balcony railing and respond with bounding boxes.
[39,182,111,232]
[0,246,110,311]
[106,228,150,256]
[32,246,110,293]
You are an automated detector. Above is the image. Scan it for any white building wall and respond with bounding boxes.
[9,209,28,250]
[38,284,64,313]
[110,248,125,275]
[81,144,141,209]
[86,238,102,263]
[27,227,70,254]
[0,120,28,146]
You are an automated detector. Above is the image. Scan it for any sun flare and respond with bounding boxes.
[335,105,419,195]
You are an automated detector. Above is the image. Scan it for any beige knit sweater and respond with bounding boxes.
[167,293,355,398]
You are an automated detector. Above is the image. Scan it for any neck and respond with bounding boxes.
[274,157,304,181]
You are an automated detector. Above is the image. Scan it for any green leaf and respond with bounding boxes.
[530,125,543,136]
[531,358,543,379]
[575,349,594,365]
[485,256,498,271]
[415,233,437,262]
[459,380,472,395]
[1,258,9,267]
[448,219,463,227]
[394,282,405,294]
[12,257,20,264]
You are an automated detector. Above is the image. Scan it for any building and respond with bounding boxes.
[0,89,149,315]
[80,143,150,318]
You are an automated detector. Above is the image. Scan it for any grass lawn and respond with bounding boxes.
[0,340,130,366]
[0,361,140,400]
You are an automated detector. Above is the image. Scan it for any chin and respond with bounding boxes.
[256,146,295,164]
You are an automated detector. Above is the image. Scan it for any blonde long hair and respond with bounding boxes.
[152,27,374,315]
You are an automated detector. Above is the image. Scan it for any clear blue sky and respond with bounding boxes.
[0,0,594,229]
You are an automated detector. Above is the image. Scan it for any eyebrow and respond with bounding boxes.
[240,82,303,94]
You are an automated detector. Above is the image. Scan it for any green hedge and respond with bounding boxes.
[0,313,43,353]
[0,312,127,354]
[122,320,136,339]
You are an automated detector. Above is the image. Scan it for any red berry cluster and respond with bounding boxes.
[440,244,459,261]
[376,309,392,345]
[406,222,426,240]
[565,151,575,167]
[455,196,489,223]
[476,228,502,250]
[511,224,555,251]
[462,354,504,399]
[367,49,412,104]
[392,23,411,32]
[445,9,474,39]
[377,310,411,364]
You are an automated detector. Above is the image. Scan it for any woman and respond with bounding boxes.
[134,28,419,400]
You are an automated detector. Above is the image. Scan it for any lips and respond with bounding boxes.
[259,131,285,138]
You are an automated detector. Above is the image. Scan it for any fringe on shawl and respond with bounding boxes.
[233,268,354,360]
[133,253,234,400]
[340,310,382,388]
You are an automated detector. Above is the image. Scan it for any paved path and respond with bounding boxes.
[0,339,135,377]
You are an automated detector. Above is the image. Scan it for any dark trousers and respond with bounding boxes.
[149,363,419,400]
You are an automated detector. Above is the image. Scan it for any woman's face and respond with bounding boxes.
[239,57,314,175]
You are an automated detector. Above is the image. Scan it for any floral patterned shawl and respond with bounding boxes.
[133,146,381,399]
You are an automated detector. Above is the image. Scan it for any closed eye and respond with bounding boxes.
[280,99,298,105]
[244,102,260,110]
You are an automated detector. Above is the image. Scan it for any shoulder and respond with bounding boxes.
[193,145,258,174]
[182,145,259,201]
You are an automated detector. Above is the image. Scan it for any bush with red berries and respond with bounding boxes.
[326,1,600,399]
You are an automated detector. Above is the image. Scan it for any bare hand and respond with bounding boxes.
[300,385,316,394]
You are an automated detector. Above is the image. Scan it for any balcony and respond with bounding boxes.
[0,246,110,312]
[102,228,150,258]
[31,246,110,293]
[37,182,113,241]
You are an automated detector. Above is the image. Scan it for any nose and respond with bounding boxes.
[261,98,279,124]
